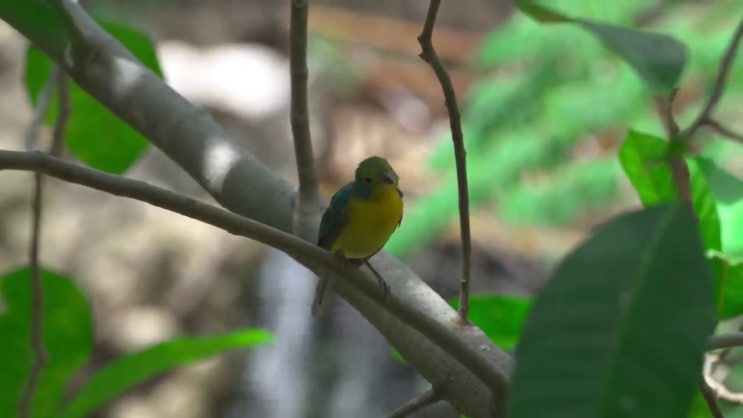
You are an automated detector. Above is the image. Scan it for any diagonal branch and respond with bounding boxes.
[683,18,743,140]
[706,118,743,144]
[1,3,512,415]
[417,0,473,325]
[0,150,509,400]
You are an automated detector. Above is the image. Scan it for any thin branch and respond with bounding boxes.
[50,72,71,156]
[385,387,444,418]
[17,65,72,418]
[289,0,320,239]
[706,118,743,144]
[700,378,726,418]
[417,0,472,325]
[0,150,509,395]
[17,172,47,418]
[684,18,743,140]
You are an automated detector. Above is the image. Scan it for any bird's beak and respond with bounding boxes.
[382,171,397,185]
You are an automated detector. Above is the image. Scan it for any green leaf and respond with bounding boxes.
[515,0,687,93]
[509,203,715,418]
[619,131,678,204]
[619,132,722,251]
[25,19,161,174]
[452,295,532,350]
[62,329,274,418]
[709,252,743,319]
[696,159,743,259]
[0,267,92,418]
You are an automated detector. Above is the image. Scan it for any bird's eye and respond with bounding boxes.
[364,177,372,183]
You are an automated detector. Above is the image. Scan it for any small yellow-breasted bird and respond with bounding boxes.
[311,156,404,316]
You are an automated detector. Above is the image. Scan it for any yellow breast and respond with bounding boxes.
[331,184,403,259]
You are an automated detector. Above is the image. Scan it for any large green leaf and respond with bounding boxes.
[515,0,687,93]
[452,295,532,351]
[509,203,715,418]
[25,19,161,174]
[62,330,274,418]
[0,267,92,418]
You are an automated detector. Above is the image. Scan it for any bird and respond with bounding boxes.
[311,156,404,316]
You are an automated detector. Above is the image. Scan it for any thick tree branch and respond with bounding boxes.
[0,3,511,415]
[417,0,473,324]
[0,150,510,415]
[385,387,444,418]
[683,18,743,141]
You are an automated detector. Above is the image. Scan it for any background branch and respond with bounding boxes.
[17,66,72,418]
[684,18,743,140]
[417,0,473,324]
[0,3,512,415]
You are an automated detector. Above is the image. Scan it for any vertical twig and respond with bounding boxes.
[417,0,472,324]
[289,0,321,240]
[18,172,47,418]
[17,68,72,418]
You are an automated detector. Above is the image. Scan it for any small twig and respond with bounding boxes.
[684,18,743,140]
[0,150,509,394]
[700,378,726,418]
[289,0,320,240]
[706,118,743,144]
[417,0,472,325]
[385,387,444,418]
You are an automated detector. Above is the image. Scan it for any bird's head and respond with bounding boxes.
[354,156,399,188]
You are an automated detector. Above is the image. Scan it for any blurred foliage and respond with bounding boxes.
[510,202,714,418]
[25,19,159,174]
[0,267,273,418]
[386,0,743,260]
